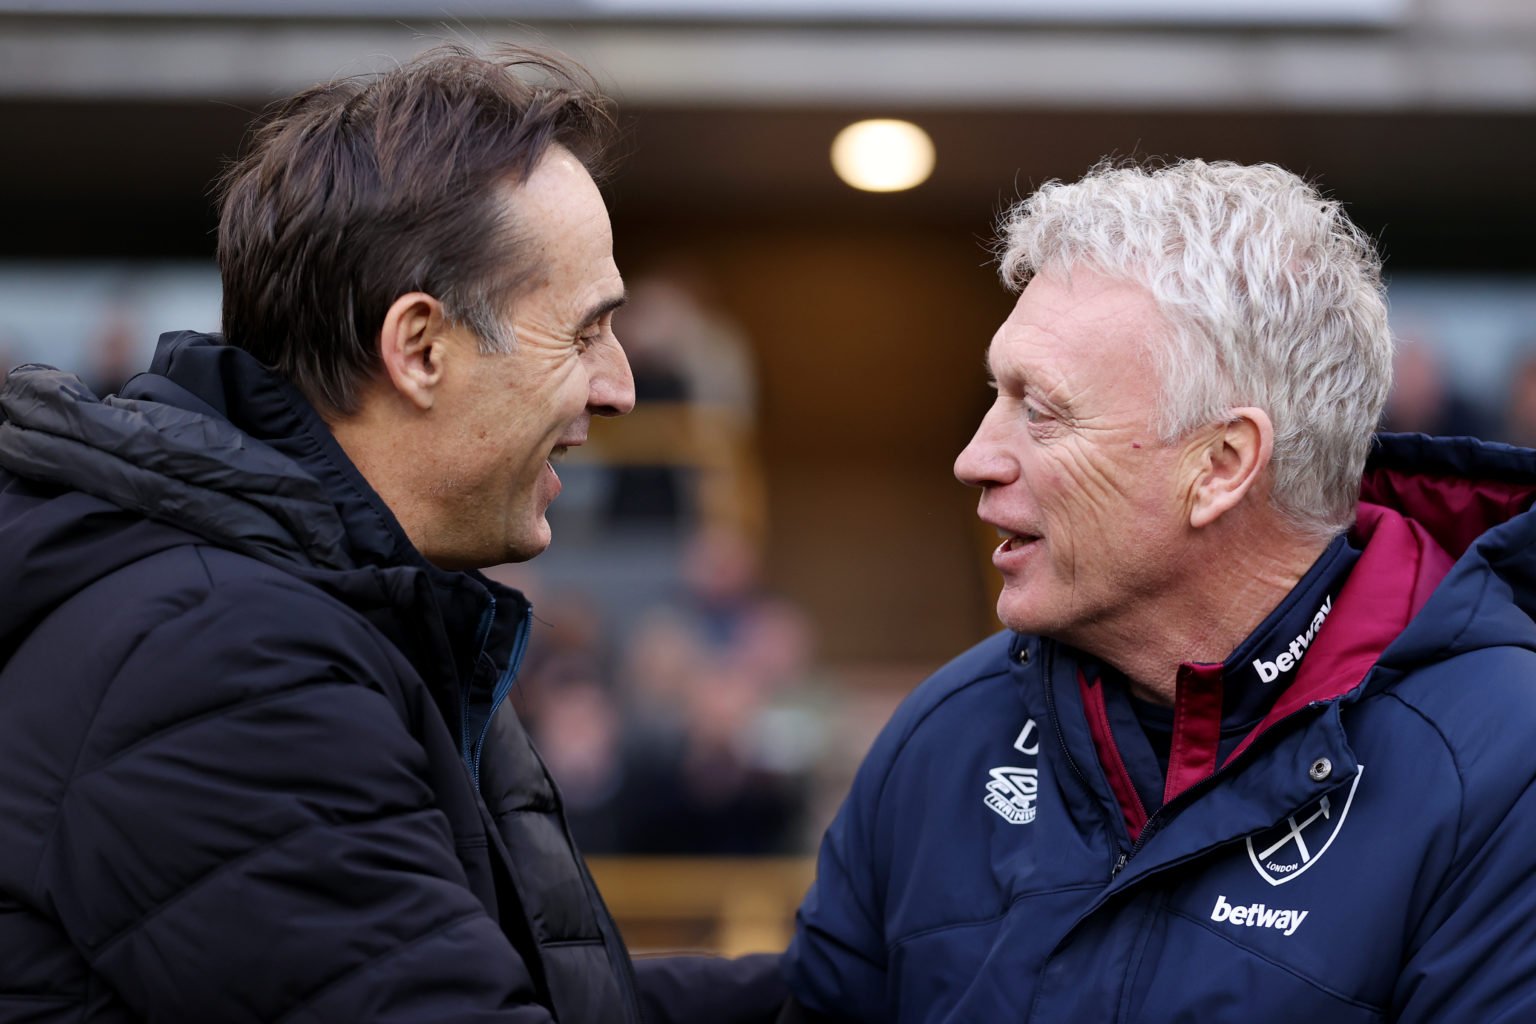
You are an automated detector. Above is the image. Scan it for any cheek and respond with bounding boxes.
[1042,448,1123,524]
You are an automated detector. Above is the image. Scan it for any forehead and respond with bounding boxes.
[515,147,609,241]
[501,148,619,301]
[988,268,1167,385]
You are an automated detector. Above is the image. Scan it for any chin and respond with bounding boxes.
[996,591,1054,637]
[502,522,553,564]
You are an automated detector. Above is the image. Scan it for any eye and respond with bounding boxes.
[1023,401,1052,425]
[578,313,616,352]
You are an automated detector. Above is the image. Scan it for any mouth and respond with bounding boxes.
[544,445,575,496]
[994,527,1040,553]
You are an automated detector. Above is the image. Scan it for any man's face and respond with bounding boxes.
[955,267,1199,649]
[430,147,632,568]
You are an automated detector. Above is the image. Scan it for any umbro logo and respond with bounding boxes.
[985,767,1038,824]
[984,719,1041,825]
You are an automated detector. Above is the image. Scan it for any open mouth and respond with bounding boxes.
[996,529,1040,552]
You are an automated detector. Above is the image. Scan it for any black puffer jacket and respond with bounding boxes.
[0,332,782,1023]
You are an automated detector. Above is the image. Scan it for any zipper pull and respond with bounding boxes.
[1112,852,1128,877]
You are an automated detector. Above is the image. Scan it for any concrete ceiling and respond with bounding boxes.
[3,6,1534,269]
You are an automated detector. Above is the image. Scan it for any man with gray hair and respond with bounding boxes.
[780,159,1536,1021]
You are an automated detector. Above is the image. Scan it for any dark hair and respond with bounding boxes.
[216,43,616,415]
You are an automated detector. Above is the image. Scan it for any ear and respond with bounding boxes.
[1188,406,1274,530]
[377,292,450,411]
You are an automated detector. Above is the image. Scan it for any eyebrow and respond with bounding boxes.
[985,349,1020,391]
[580,291,628,329]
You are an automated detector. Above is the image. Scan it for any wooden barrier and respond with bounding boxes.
[586,856,816,956]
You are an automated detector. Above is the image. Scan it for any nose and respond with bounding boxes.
[589,334,636,417]
[954,403,1017,489]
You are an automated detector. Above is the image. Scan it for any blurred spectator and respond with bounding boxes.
[1503,348,1536,449]
[534,679,629,852]
[1382,336,1489,438]
[0,335,22,376]
[485,271,818,856]
[603,292,694,529]
[614,527,827,854]
[82,303,145,398]
[514,525,834,855]
[597,270,767,543]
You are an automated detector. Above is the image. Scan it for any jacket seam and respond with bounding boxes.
[542,938,606,948]
[1376,692,1466,867]
[876,661,1016,812]
[861,652,1015,947]
[871,659,1015,839]
[887,883,1103,950]
[1116,895,1164,1022]
[76,967,92,1024]
[89,808,440,958]
[64,680,361,789]
[1436,567,1494,657]
[1165,907,1387,1013]
[26,564,215,899]
[271,910,488,1024]
[30,554,369,898]
[0,993,80,1003]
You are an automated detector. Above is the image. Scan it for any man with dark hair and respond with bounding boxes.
[0,45,781,1022]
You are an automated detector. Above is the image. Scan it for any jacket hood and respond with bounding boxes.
[0,363,350,571]
[0,332,515,684]
[0,334,353,645]
[1362,432,1536,661]
[1220,432,1536,754]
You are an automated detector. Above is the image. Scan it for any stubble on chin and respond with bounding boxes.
[426,473,462,499]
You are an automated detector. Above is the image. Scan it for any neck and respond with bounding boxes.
[324,394,436,560]
[1090,517,1333,705]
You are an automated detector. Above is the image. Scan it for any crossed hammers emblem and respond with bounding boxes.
[1256,796,1332,863]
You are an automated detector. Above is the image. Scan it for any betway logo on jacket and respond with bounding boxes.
[1252,595,1332,684]
[1210,894,1308,936]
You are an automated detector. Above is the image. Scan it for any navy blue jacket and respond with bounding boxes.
[785,434,1536,1023]
[0,333,782,1023]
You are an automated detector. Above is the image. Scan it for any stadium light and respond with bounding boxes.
[830,119,935,193]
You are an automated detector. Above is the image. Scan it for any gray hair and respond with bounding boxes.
[997,158,1393,538]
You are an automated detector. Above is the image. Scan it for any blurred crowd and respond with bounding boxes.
[503,525,842,855]
[487,270,854,857]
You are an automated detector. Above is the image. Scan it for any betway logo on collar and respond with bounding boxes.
[1210,893,1308,936]
[1252,594,1333,684]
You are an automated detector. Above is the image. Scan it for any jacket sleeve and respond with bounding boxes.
[33,575,557,1023]
[632,952,786,1024]
[1393,767,1536,1023]
[781,690,926,1023]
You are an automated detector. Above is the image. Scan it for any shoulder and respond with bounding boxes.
[844,631,1024,810]
[54,541,395,674]
[10,540,420,765]
[1351,644,1536,856]
[1379,644,1536,764]
[878,631,1021,756]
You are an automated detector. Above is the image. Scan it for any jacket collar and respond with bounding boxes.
[137,332,537,685]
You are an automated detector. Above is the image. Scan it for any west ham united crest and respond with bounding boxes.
[1246,765,1364,886]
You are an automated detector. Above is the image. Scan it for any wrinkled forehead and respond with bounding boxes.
[987,269,1171,377]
